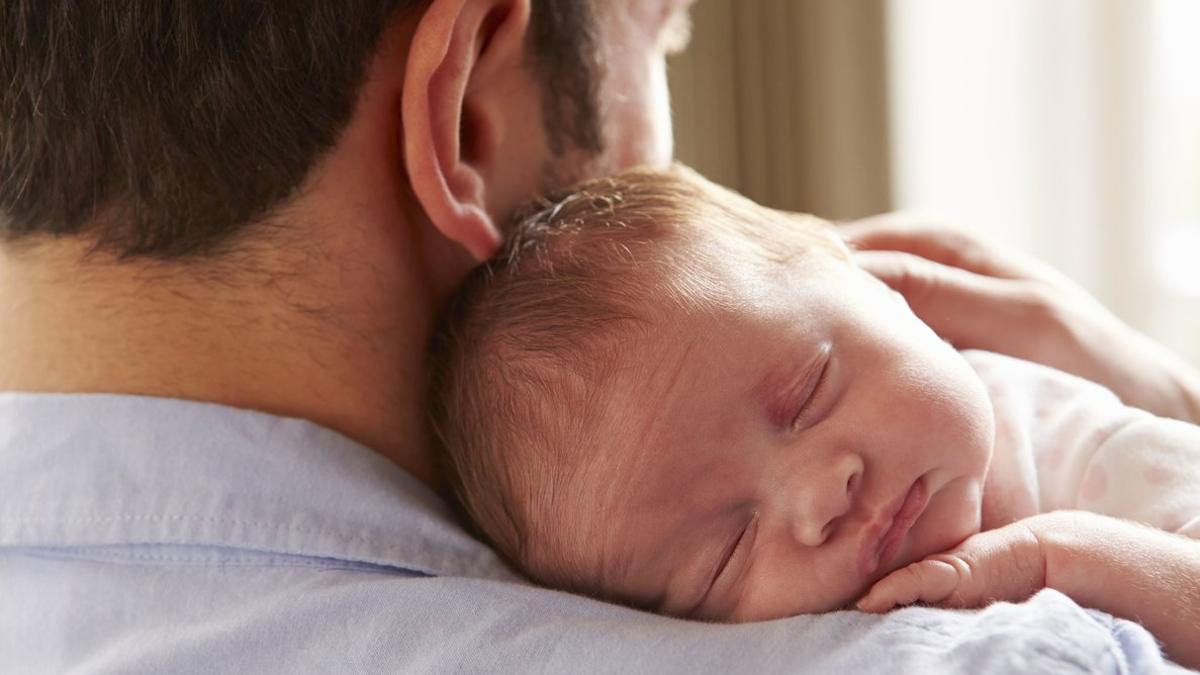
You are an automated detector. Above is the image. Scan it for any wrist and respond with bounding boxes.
[1173,366,1200,425]
[1023,510,1135,605]
[1029,511,1200,616]
[1127,328,1200,423]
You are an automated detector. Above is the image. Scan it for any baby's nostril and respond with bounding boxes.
[846,471,859,496]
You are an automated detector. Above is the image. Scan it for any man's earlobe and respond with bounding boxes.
[402,0,533,261]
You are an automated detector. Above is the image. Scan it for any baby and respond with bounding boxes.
[428,166,1200,654]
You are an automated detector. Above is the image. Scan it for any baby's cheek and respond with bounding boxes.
[923,351,996,475]
[732,559,863,621]
[911,477,984,563]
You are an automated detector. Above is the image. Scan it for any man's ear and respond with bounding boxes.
[402,0,533,261]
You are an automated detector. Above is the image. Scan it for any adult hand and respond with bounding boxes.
[841,213,1200,423]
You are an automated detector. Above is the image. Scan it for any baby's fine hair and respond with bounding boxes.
[428,165,840,593]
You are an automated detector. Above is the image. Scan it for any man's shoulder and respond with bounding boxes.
[0,392,511,579]
[0,392,1176,673]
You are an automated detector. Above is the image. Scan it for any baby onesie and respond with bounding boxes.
[964,349,1200,538]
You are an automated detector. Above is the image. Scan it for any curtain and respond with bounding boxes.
[668,0,891,221]
[887,0,1200,365]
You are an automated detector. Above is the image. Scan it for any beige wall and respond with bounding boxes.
[668,0,892,221]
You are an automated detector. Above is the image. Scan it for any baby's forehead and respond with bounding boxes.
[644,243,847,345]
[572,251,853,484]
[570,315,737,485]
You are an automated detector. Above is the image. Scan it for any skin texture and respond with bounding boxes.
[0,0,689,488]
[569,243,996,620]
[591,1,684,174]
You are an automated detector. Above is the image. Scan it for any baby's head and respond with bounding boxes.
[430,166,995,621]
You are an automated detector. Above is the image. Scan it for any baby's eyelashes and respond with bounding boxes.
[697,512,760,619]
[790,350,833,431]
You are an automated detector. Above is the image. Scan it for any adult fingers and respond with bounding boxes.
[839,215,1031,281]
[853,250,1052,352]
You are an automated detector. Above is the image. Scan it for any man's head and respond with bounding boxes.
[430,166,996,621]
[0,0,687,263]
[0,0,696,489]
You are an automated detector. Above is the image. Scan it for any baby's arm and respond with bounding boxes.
[857,511,1200,669]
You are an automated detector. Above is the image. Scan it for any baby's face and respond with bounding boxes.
[561,247,995,621]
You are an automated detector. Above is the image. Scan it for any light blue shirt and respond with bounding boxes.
[0,393,1185,673]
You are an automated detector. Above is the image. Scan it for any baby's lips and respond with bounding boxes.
[858,476,931,578]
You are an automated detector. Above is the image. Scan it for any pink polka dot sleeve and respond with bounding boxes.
[964,350,1200,539]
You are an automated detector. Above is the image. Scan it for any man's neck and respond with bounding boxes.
[0,224,460,489]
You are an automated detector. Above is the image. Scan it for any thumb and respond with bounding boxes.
[853,250,1042,351]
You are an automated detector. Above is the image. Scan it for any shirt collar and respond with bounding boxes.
[0,392,515,580]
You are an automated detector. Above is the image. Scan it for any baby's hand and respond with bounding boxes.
[857,511,1200,669]
[856,519,1046,613]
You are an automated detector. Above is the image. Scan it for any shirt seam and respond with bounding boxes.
[14,547,430,573]
[0,512,506,579]
[1,512,406,548]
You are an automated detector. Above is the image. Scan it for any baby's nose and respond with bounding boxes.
[793,453,864,547]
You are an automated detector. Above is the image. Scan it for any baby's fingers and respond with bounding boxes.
[857,520,1048,614]
[856,559,962,613]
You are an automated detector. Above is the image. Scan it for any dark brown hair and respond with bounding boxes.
[0,0,600,259]
[428,165,839,591]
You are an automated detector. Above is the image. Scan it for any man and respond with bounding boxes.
[1,1,1195,672]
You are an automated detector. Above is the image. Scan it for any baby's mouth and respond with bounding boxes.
[857,476,930,578]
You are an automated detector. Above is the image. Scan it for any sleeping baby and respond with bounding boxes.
[428,166,1200,663]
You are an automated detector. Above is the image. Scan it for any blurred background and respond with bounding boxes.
[668,0,1200,367]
